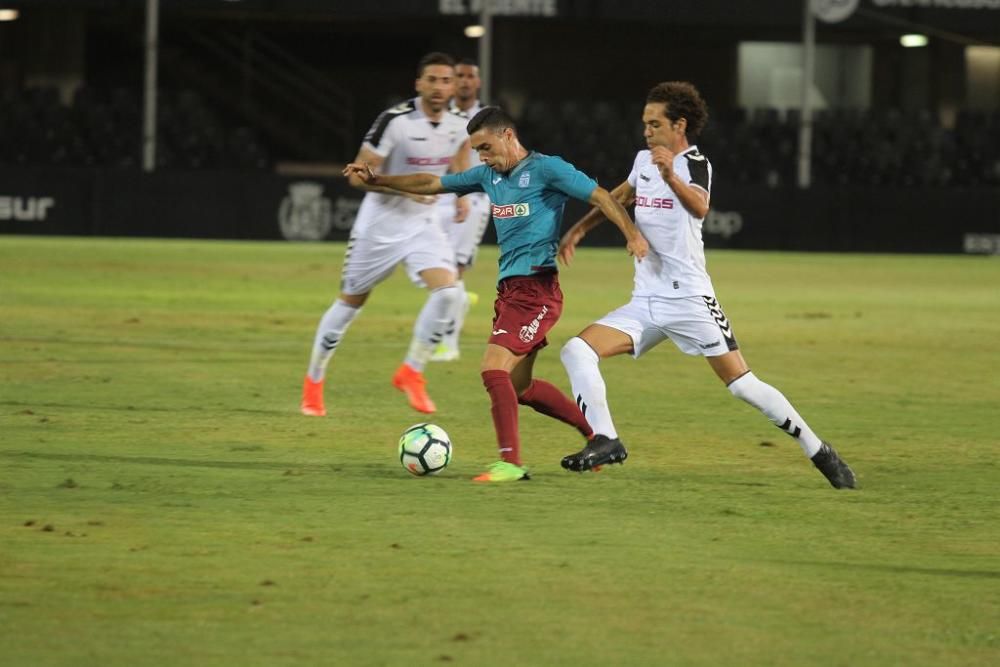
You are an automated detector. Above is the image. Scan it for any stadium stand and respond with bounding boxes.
[0,85,269,170]
[2,84,998,188]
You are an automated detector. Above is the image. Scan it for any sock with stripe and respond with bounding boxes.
[440,279,469,352]
[405,284,461,372]
[307,299,361,382]
[727,371,822,457]
[481,369,521,465]
[559,337,618,439]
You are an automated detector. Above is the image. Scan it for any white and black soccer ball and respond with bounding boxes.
[398,423,452,476]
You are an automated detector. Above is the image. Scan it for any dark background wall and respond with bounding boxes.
[1,0,998,253]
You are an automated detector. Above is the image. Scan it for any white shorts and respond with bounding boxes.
[596,295,739,358]
[438,194,491,266]
[340,224,456,295]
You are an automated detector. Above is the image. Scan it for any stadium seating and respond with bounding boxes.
[2,85,998,187]
[0,85,270,170]
[514,100,1000,188]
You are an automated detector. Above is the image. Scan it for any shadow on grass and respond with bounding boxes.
[1,400,286,416]
[762,558,1000,580]
[0,450,414,479]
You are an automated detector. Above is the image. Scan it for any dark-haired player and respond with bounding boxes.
[557,81,856,489]
[300,52,469,417]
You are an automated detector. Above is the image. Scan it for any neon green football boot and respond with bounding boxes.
[473,460,530,482]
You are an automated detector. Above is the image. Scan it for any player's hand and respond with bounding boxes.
[558,227,585,266]
[454,196,469,222]
[343,161,377,184]
[627,232,649,262]
[650,146,676,180]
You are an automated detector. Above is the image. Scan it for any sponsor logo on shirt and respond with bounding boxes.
[635,195,674,209]
[519,305,549,343]
[492,203,530,218]
[406,157,452,166]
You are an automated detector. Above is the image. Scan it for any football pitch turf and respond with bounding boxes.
[1,236,997,666]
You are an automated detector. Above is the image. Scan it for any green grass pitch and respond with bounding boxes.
[1,236,998,666]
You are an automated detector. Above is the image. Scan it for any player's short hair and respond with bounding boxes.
[646,81,709,138]
[457,58,478,68]
[417,52,456,77]
[466,106,516,135]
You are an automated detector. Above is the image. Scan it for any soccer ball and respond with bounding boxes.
[398,423,452,476]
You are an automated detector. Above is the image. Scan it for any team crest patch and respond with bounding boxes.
[518,172,531,187]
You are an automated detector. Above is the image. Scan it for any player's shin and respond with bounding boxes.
[517,379,593,439]
[405,284,461,372]
[481,369,522,465]
[727,372,822,457]
[560,337,619,439]
[307,299,362,382]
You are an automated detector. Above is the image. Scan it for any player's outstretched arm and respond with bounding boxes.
[558,180,634,265]
[342,162,447,196]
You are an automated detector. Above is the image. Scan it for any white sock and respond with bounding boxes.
[727,372,822,457]
[440,280,470,351]
[560,337,618,439]
[405,285,461,372]
[307,299,361,382]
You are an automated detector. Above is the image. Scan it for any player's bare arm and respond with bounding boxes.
[448,138,472,222]
[344,148,436,204]
[650,145,710,218]
[342,161,447,196]
[558,180,636,265]
[589,186,648,261]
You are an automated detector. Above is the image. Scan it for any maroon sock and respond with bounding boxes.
[481,370,521,465]
[518,379,594,439]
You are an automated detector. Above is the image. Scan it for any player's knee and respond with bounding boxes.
[431,284,462,310]
[561,336,598,368]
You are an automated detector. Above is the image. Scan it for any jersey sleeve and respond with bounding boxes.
[440,165,489,194]
[543,156,598,201]
[362,111,400,158]
[684,152,712,194]
[627,152,643,188]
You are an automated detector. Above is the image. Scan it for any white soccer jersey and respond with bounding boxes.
[354,98,468,243]
[436,99,490,260]
[627,146,715,298]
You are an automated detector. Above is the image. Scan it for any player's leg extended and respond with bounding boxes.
[433,200,488,362]
[712,350,856,489]
[394,267,461,414]
[431,272,469,362]
[559,324,633,471]
[512,350,593,439]
[301,291,367,417]
[476,343,530,482]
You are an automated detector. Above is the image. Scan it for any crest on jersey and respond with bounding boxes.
[278,181,333,241]
[518,172,531,188]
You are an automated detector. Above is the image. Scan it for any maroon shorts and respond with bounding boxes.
[488,272,564,356]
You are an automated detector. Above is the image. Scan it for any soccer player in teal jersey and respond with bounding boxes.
[344,106,648,482]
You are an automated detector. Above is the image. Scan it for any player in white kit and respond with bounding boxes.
[557,81,856,489]
[301,52,470,416]
[431,58,491,361]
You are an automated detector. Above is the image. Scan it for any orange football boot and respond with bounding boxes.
[300,376,326,416]
[391,364,436,414]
